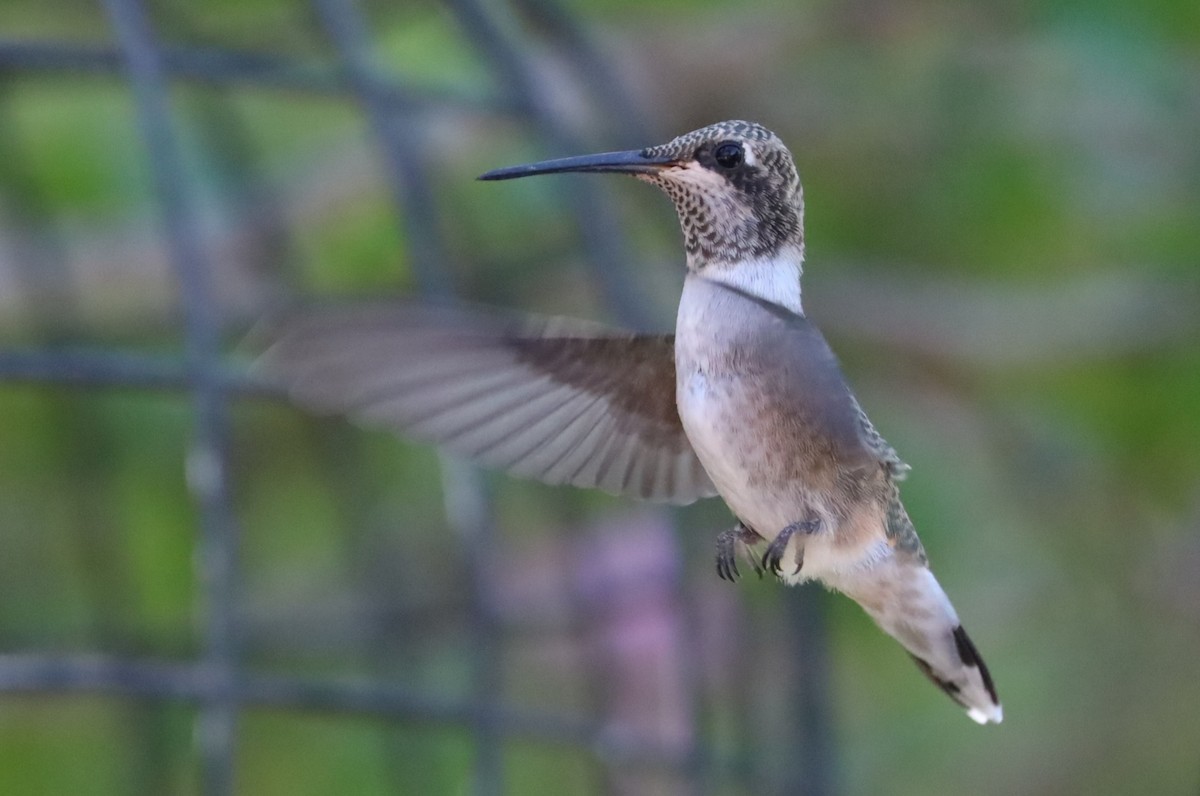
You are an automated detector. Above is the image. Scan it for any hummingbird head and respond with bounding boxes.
[480,120,805,272]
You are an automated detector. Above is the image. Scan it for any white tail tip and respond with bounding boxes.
[967,703,1003,725]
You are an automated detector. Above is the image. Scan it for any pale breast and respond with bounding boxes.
[677,366,788,524]
[675,274,894,579]
[676,277,825,528]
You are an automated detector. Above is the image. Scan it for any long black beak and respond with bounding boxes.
[479,149,678,181]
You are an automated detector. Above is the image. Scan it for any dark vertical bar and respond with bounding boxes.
[308,1,503,793]
[0,87,176,796]
[101,1,241,794]
[310,0,453,301]
[509,0,652,146]
[445,0,657,329]
[783,587,838,796]
[440,460,503,796]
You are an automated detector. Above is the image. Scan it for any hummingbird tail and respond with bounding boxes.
[838,562,1002,724]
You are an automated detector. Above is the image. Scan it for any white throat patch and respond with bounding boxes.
[700,248,805,315]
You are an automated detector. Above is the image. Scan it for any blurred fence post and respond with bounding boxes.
[0,0,838,792]
[101,0,243,792]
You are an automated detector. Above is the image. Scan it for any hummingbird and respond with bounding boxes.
[261,120,1002,724]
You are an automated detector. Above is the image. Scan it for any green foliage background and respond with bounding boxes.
[0,0,1198,793]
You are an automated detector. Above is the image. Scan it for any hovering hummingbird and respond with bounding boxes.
[261,120,1002,724]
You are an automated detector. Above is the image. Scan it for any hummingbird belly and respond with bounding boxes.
[676,364,892,582]
[674,275,893,581]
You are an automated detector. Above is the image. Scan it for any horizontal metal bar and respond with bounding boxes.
[0,40,510,114]
[0,653,700,772]
[0,349,274,396]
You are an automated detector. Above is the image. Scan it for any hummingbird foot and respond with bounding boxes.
[716,521,763,581]
[762,519,820,577]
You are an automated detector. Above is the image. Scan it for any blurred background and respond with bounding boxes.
[1,0,1198,793]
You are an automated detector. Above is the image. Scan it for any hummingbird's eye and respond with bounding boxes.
[712,141,744,169]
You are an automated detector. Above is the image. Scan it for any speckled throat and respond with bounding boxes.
[639,120,806,268]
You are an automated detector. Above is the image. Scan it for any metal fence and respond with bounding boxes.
[0,1,833,793]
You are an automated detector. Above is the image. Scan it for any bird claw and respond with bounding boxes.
[761,519,820,577]
[715,522,762,582]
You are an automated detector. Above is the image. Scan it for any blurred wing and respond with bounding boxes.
[258,302,718,505]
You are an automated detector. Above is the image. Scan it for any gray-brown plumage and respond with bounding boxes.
[260,120,1001,724]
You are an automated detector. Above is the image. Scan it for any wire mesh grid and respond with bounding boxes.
[0,1,834,793]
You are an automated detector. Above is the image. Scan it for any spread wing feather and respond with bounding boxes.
[259,302,718,505]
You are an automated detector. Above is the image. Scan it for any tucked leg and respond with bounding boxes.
[762,519,821,576]
[716,521,763,582]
